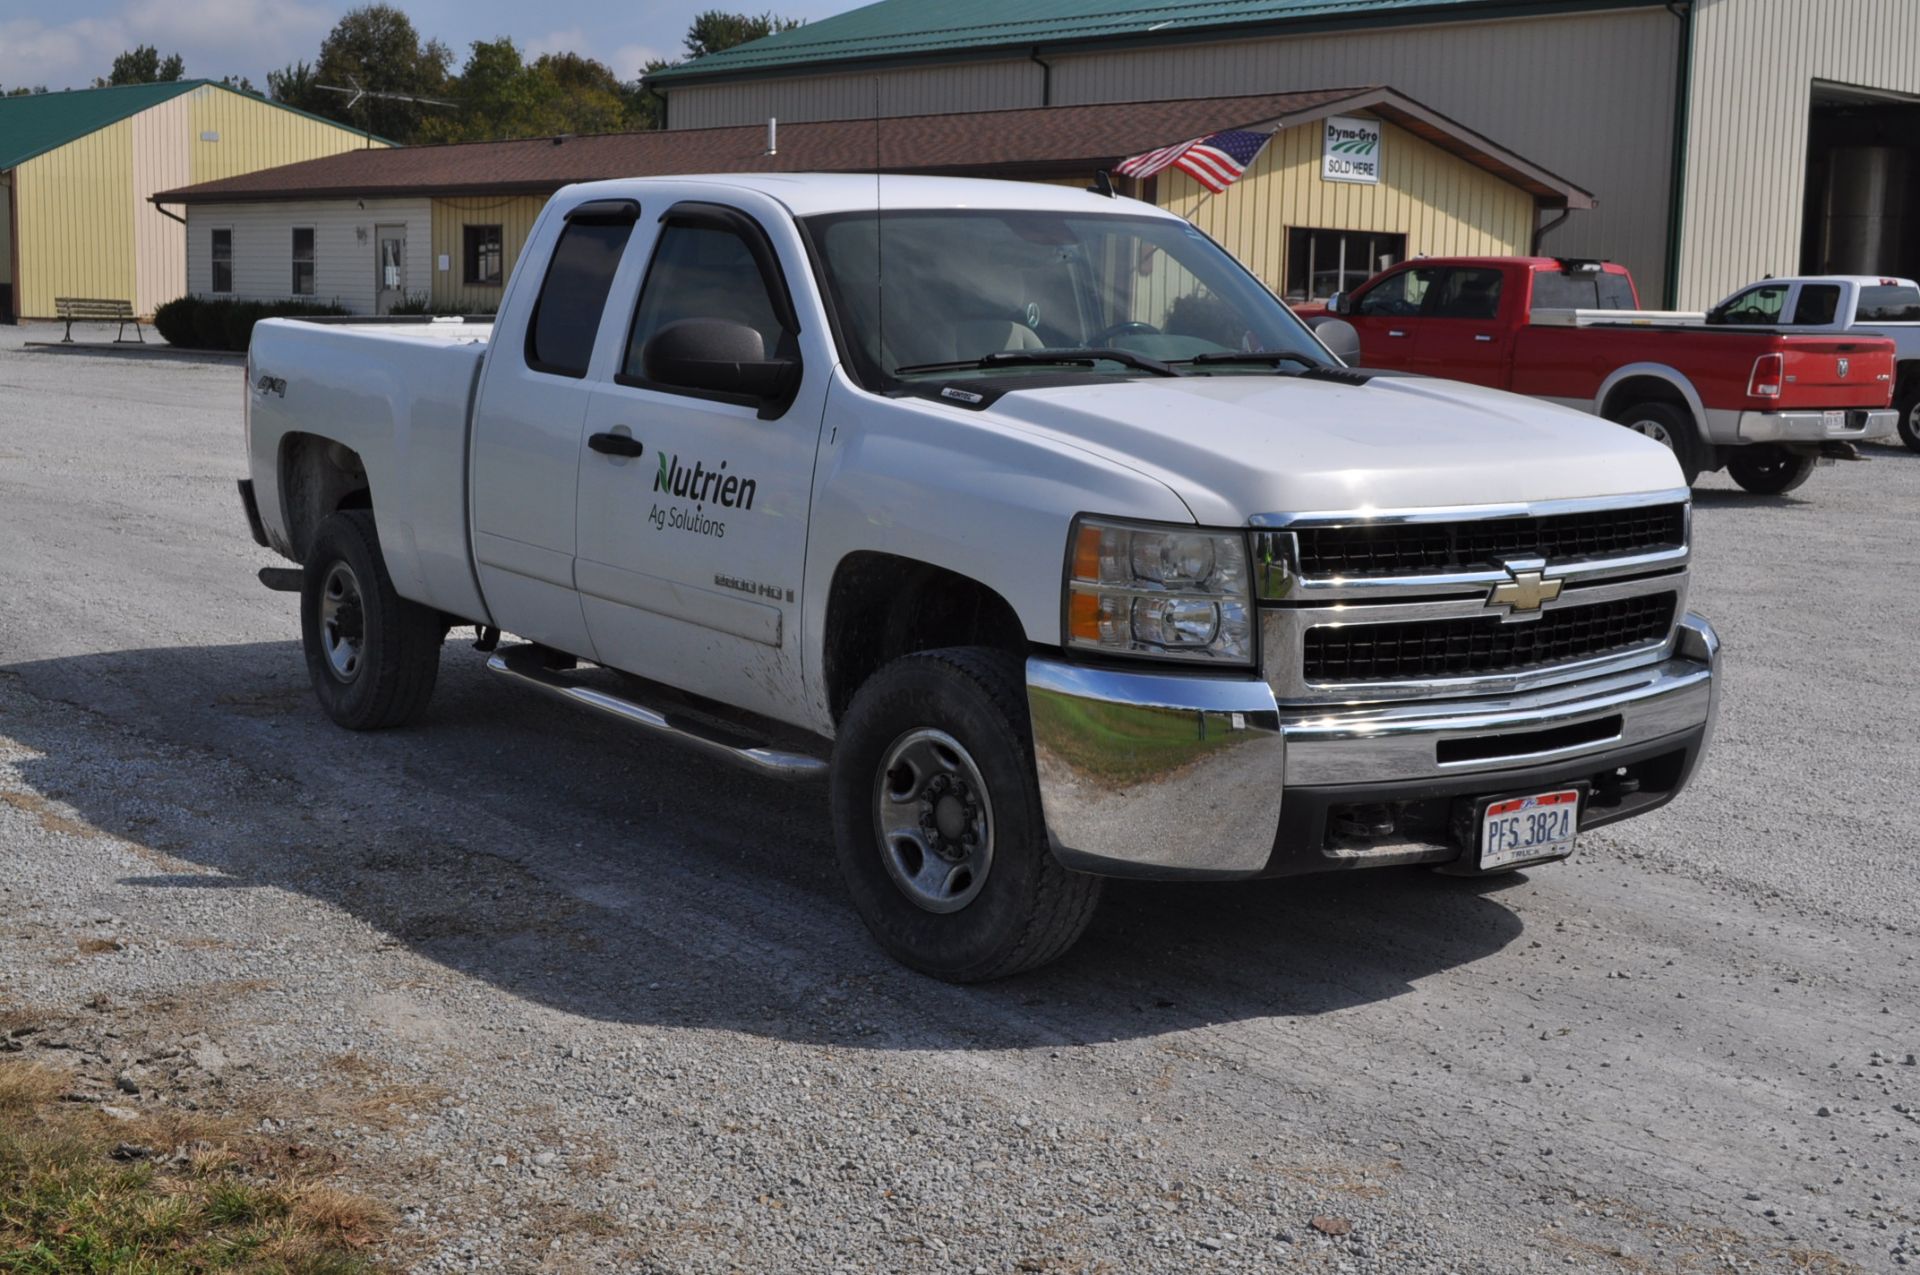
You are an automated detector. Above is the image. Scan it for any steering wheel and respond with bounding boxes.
[1094,320,1161,344]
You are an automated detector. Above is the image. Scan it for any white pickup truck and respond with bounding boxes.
[238,174,1721,981]
[1706,275,1920,451]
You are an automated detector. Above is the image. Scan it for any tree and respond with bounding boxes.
[268,5,451,143]
[419,40,638,143]
[219,75,260,96]
[98,45,186,87]
[3,84,49,96]
[683,10,802,60]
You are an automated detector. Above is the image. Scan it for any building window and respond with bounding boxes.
[291,227,316,296]
[210,228,233,294]
[464,224,504,286]
[1284,228,1407,303]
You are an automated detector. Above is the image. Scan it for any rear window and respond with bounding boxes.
[525,213,636,377]
[1531,269,1636,312]
[1858,284,1920,322]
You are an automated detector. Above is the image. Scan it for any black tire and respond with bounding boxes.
[1896,379,1920,453]
[829,647,1102,982]
[300,510,444,730]
[1607,400,1702,485]
[1725,444,1816,495]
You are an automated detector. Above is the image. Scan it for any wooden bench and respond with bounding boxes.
[54,297,145,345]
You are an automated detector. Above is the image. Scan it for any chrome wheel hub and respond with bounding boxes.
[874,728,994,913]
[319,561,366,683]
[1628,418,1676,449]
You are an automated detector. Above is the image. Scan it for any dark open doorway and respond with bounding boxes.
[1802,81,1920,279]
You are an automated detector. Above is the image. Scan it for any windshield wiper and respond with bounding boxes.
[1172,351,1327,370]
[894,348,1179,378]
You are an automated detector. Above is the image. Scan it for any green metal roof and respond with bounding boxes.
[0,80,206,170]
[648,0,1651,83]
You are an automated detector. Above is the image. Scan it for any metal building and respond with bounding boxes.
[0,81,378,322]
[647,0,1920,307]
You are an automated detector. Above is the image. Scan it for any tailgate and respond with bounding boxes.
[1777,338,1895,407]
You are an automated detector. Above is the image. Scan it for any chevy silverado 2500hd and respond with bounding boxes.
[239,175,1721,981]
[1300,256,1898,493]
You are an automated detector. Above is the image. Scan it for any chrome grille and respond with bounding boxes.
[1254,491,1692,705]
[1294,503,1686,578]
[1303,592,1677,683]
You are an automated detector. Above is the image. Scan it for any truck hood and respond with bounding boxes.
[972,372,1685,524]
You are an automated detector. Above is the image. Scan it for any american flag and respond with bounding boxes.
[1115,129,1272,193]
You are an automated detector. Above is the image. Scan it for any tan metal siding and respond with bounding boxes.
[429,195,545,312]
[13,120,137,319]
[131,94,191,315]
[184,199,431,314]
[1677,0,1920,307]
[667,59,1042,130]
[1157,119,1535,298]
[187,85,383,185]
[666,9,1679,297]
[0,176,12,288]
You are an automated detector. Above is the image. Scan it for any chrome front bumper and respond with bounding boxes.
[1026,613,1721,880]
[1737,407,1896,443]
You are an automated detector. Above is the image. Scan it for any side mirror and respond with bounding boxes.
[1327,291,1353,317]
[1314,318,1363,366]
[643,318,799,408]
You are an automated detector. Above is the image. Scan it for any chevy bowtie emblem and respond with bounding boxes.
[1489,569,1563,615]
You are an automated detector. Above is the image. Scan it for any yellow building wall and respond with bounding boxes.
[1154,119,1537,302]
[188,85,382,185]
[13,119,138,319]
[429,195,546,312]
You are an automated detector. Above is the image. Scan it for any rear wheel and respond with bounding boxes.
[1608,400,1702,485]
[1896,379,1920,453]
[300,510,445,730]
[1726,444,1816,495]
[829,647,1102,982]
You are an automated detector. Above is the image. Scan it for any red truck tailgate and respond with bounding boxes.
[1775,339,1895,408]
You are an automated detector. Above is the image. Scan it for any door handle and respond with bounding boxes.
[588,432,644,458]
[1474,334,1495,342]
[1388,329,1408,338]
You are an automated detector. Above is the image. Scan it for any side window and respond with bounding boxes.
[525,207,637,378]
[210,228,233,294]
[623,222,788,377]
[291,227,315,296]
[1715,284,1787,325]
[1790,284,1841,325]
[1356,267,1438,317]
[1428,267,1504,320]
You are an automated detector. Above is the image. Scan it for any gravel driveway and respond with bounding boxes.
[1,325,1915,1272]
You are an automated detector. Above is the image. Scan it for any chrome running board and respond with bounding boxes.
[486,644,828,782]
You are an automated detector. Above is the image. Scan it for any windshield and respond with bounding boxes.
[802,208,1328,388]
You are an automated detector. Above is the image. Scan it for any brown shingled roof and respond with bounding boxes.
[153,87,1593,209]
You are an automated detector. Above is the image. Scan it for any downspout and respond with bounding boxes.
[1661,0,1694,308]
[1531,205,1572,255]
[1030,48,1053,107]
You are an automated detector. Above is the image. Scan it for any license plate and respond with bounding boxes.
[1479,789,1580,870]
[1825,409,1846,432]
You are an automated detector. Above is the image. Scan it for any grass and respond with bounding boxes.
[0,1060,391,1274]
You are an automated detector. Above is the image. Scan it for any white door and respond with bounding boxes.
[375,225,406,314]
[575,204,828,724]
[470,202,641,657]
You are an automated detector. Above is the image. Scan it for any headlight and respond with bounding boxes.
[1064,517,1254,665]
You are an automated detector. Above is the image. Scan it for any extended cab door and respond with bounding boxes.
[1344,263,1443,369]
[468,198,641,657]
[574,198,829,726]
[1407,265,1513,387]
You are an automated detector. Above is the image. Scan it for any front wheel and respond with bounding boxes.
[1725,444,1816,495]
[1608,400,1702,485]
[829,648,1102,982]
[300,510,445,730]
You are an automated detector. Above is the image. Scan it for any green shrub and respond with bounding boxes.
[153,296,350,351]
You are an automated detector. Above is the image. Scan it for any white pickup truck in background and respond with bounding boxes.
[1706,275,1920,451]
[237,174,1721,980]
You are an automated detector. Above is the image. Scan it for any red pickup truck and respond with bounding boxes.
[1303,257,1899,494]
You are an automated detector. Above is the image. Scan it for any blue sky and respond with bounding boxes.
[0,0,852,93]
